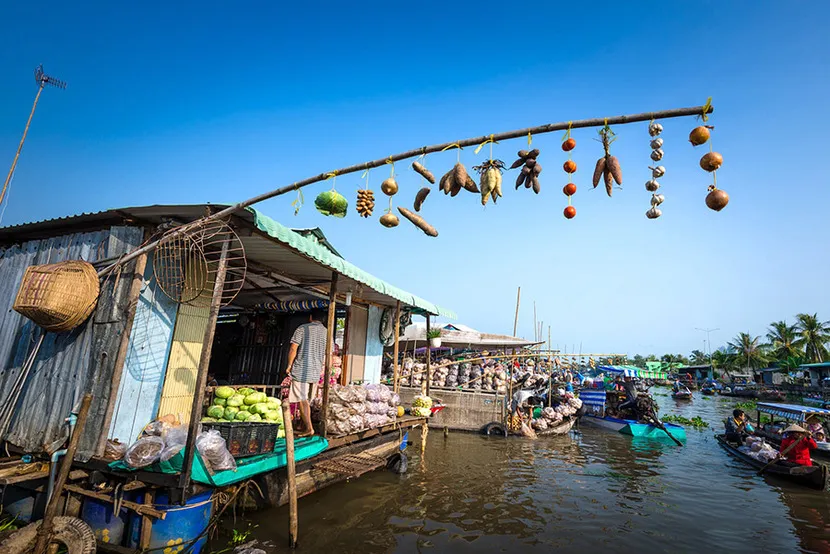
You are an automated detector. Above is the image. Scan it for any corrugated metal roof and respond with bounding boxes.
[0,204,455,318]
[0,226,144,460]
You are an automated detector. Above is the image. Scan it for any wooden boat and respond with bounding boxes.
[672,390,693,400]
[753,402,830,463]
[701,387,716,396]
[715,434,828,490]
[579,390,686,442]
[536,417,577,436]
[757,389,786,401]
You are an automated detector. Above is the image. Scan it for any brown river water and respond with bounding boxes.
[210,390,830,553]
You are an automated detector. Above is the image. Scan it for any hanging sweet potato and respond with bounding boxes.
[414,187,431,212]
[412,161,436,184]
[398,207,438,237]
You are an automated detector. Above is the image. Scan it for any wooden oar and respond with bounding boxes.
[758,435,805,476]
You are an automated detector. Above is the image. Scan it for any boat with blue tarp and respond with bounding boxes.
[578,367,686,443]
[753,402,830,462]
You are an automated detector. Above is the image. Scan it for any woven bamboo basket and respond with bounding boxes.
[12,260,100,332]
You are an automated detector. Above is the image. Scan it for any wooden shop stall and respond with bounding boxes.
[0,203,452,552]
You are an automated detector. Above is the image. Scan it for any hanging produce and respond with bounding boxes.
[413,187,431,212]
[689,126,712,146]
[510,148,541,192]
[592,124,622,197]
[380,213,399,227]
[438,163,472,197]
[694,100,728,211]
[381,178,399,195]
[474,159,505,205]
[314,190,348,217]
[644,121,664,218]
[411,161,435,184]
[561,126,576,216]
[356,189,375,217]
[705,186,729,211]
[398,207,438,237]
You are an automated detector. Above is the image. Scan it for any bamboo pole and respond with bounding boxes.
[513,287,521,337]
[33,394,93,554]
[425,314,431,397]
[321,272,339,437]
[179,239,229,490]
[533,302,537,343]
[0,81,45,206]
[392,300,401,393]
[281,401,299,549]
[97,104,714,278]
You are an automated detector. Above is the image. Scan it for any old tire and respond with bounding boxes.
[482,422,507,437]
[0,516,96,554]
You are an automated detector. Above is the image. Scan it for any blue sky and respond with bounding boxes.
[1,2,828,356]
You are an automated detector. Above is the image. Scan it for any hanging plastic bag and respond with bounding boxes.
[159,425,188,462]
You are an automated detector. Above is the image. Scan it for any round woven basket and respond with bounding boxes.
[13,260,100,332]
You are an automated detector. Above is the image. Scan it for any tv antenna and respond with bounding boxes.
[0,65,67,207]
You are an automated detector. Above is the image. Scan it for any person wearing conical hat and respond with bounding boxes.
[779,424,817,466]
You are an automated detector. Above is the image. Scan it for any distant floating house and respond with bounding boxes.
[395,321,539,352]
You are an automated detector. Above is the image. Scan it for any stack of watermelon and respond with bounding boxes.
[202,386,283,425]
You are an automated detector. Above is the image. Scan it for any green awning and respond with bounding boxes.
[247,208,455,318]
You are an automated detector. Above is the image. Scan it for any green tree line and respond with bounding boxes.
[626,313,830,373]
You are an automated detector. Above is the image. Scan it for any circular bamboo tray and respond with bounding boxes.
[13,260,100,332]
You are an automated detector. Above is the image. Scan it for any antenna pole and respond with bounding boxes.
[0,65,66,207]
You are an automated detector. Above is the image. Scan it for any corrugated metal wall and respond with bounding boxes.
[108,257,178,443]
[156,295,210,423]
[0,226,143,461]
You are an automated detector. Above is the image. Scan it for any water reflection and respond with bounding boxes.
[212,391,828,553]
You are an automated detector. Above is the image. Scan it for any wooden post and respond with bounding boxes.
[139,491,154,550]
[513,287,521,337]
[179,239,229,490]
[282,401,299,548]
[95,249,148,456]
[34,394,93,554]
[340,306,351,386]
[533,302,537,343]
[392,301,401,393]
[320,272,339,437]
[425,314,431,397]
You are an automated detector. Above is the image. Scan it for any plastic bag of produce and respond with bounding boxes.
[104,439,128,462]
[390,393,400,407]
[351,386,367,403]
[378,385,391,403]
[196,429,237,472]
[349,402,366,416]
[347,415,365,432]
[124,436,165,468]
[329,404,350,421]
[412,395,432,409]
[532,418,548,431]
[365,384,381,403]
[159,425,188,462]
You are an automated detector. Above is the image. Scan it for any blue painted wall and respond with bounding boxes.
[108,258,178,443]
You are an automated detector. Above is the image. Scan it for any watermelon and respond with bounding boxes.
[207,405,225,419]
[214,386,235,399]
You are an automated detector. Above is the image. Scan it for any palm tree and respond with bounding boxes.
[727,332,767,370]
[711,348,736,378]
[690,349,709,365]
[795,313,830,363]
[765,320,802,362]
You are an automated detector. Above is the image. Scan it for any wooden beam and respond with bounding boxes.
[341,306,351,386]
[63,484,166,519]
[425,314,431,397]
[392,301,401,394]
[321,272,339,437]
[96,248,148,456]
[178,239,230,490]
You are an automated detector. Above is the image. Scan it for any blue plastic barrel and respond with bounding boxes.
[81,498,128,545]
[127,489,213,553]
[2,487,38,523]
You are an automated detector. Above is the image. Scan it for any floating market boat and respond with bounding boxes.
[752,402,830,463]
[701,386,716,395]
[715,434,828,490]
[536,416,578,436]
[672,390,693,401]
[579,390,686,442]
